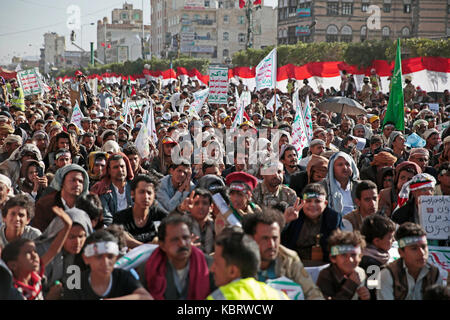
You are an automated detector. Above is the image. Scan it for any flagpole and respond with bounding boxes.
[273,44,277,122]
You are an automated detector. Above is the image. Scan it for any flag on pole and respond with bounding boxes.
[383,39,405,131]
[302,95,313,142]
[291,89,309,160]
[255,48,277,91]
[146,100,158,143]
[266,94,281,112]
[189,88,210,115]
[135,124,150,159]
[70,101,84,131]
[240,90,251,108]
[232,87,244,129]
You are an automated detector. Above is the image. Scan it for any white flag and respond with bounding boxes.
[232,87,244,129]
[255,48,277,91]
[291,89,309,160]
[135,124,150,159]
[266,94,281,112]
[145,100,158,143]
[70,101,84,130]
[189,88,210,115]
[15,63,22,72]
[302,95,313,142]
[240,90,251,108]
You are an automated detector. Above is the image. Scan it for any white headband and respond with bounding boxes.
[84,241,119,257]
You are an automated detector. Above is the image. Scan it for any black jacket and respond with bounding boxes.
[289,171,309,197]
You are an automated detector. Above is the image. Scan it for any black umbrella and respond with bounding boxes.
[317,96,367,116]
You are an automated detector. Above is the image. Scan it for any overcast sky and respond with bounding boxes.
[0,0,151,65]
[0,0,278,66]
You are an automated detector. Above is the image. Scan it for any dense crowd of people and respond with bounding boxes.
[0,68,448,300]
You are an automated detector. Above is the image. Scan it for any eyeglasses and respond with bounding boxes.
[413,157,429,162]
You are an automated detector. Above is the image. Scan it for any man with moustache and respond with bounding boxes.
[242,210,324,300]
[144,214,214,300]
[252,161,297,208]
[279,144,302,186]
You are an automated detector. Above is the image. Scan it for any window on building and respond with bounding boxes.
[362,3,368,12]
[223,32,229,40]
[326,25,339,42]
[194,14,200,21]
[205,0,210,7]
[121,13,128,20]
[401,27,410,38]
[238,33,246,43]
[224,15,229,23]
[360,26,367,41]
[342,3,353,15]
[404,4,411,13]
[382,26,390,40]
[239,16,245,24]
[383,4,391,12]
[341,25,353,42]
[327,2,339,16]
[134,13,140,20]
[448,4,450,14]
[223,49,229,57]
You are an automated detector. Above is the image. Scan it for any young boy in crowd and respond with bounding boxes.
[281,183,342,266]
[0,195,42,248]
[316,229,370,300]
[63,229,153,300]
[360,215,396,299]
[1,206,72,300]
[177,188,215,254]
[377,222,443,300]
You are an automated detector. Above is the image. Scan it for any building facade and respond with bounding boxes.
[151,0,277,63]
[40,32,65,73]
[97,3,151,64]
[277,0,450,45]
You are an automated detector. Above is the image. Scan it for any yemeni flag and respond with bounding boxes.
[383,39,404,131]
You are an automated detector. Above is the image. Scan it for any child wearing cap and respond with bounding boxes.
[377,222,443,300]
[63,230,153,300]
[316,229,370,300]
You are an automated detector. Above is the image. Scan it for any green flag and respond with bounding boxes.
[383,39,404,131]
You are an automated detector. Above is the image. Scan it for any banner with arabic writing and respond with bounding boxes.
[209,66,228,104]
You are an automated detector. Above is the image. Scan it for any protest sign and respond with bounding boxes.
[209,66,228,104]
[350,135,367,151]
[428,103,439,114]
[88,78,98,96]
[266,277,304,300]
[418,195,450,240]
[17,68,42,96]
[240,90,251,108]
[255,48,277,91]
